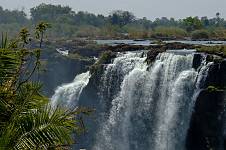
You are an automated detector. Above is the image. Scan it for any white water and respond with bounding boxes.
[51,71,91,108]
[93,51,211,150]
[99,52,147,108]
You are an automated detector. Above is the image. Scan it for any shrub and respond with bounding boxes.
[191,30,209,40]
[197,45,226,57]
[152,26,188,39]
[89,51,116,74]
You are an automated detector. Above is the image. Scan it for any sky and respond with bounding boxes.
[0,0,226,20]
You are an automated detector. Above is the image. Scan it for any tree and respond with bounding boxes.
[30,3,74,23]
[182,17,203,32]
[201,16,209,27]
[0,6,28,24]
[216,12,222,26]
[35,22,51,48]
[0,24,91,149]
[109,10,135,27]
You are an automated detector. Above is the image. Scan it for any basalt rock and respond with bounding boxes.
[204,59,226,89]
[192,53,203,70]
[105,42,196,53]
[186,59,226,150]
[39,53,93,96]
[164,42,196,50]
[146,49,165,64]
[106,44,145,52]
[186,90,225,150]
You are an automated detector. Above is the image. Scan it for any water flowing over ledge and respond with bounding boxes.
[93,51,211,150]
[50,50,216,150]
[51,71,91,108]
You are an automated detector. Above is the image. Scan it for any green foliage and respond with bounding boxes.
[191,30,209,40]
[197,45,226,57]
[19,28,30,46]
[152,26,188,38]
[90,51,116,74]
[35,22,51,48]
[109,10,135,27]
[0,26,90,149]
[207,27,226,40]
[182,17,204,32]
[0,48,22,84]
[35,22,51,38]
[207,86,224,92]
[1,4,226,40]
[1,105,81,149]
[1,32,8,48]
[30,3,73,23]
[0,6,28,24]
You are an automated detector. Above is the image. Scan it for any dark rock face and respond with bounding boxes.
[146,49,165,64]
[192,53,203,70]
[75,52,117,149]
[186,59,226,150]
[39,52,93,96]
[204,60,226,89]
[75,74,100,150]
[73,48,100,58]
[186,90,225,150]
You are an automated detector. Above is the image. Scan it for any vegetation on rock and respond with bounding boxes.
[207,86,224,92]
[89,51,116,74]
[197,45,226,57]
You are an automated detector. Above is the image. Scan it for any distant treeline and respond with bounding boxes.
[1,3,226,40]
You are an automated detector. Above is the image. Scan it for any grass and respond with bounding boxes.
[152,26,188,39]
[197,45,226,57]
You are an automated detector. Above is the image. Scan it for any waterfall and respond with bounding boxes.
[99,52,147,113]
[93,51,211,150]
[51,71,91,108]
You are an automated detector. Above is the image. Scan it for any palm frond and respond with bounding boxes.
[1,32,8,49]
[16,82,48,110]
[14,105,80,149]
[0,48,21,85]
[1,105,84,150]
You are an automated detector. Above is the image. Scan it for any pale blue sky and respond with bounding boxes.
[0,0,225,20]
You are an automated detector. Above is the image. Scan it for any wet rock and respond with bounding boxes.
[186,59,226,150]
[105,42,195,53]
[146,49,165,64]
[164,42,195,50]
[106,44,145,52]
[192,53,203,70]
[204,60,226,89]
[186,90,226,150]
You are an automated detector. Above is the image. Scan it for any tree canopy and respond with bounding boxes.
[0,4,226,39]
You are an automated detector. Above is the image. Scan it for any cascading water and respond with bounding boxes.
[93,51,211,150]
[50,50,213,150]
[51,71,91,108]
[99,52,147,113]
